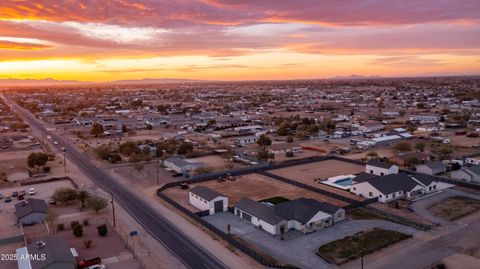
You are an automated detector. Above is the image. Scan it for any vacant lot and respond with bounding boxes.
[318,228,411,265]
[163,173,349,212]
[190,155,242,171]
[428,196,480,221]
[269,159,365,201]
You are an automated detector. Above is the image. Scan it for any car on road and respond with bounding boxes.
[77,257,102,268]
[28,188,36,195]
[86,265,106,269]
[11,191,18,197]
[4,196,12,203]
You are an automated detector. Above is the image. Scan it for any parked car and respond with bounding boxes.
[19,190,26,196]
[54,141,59,145]
[48,197,56,205]
[47,135,52,139]
[4,196,12,203]
[86,265,106,269]
[78,257,102,268]
[17,195,24,201]
[11,191,18,197]
[28,188,36,195]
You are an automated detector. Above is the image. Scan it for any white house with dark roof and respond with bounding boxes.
[451,166,480,183]
[416,161,446,175]
[234,198,345,235]
[365,160,399,176]
[350,174,439,203]
[164,157,204,175]
[189,186,228,215]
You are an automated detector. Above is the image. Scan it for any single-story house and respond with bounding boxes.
[16,236,77,269]
[416,161,446,175]
[163,157,204,175]
[451,166,480,183]
[389,152,431,166]
[350,173,439,203]
[189,186,228,215]
[268,142,303,155]
[365,159,399,176]
[371,135,402,146]
[15,198,48,225]
[234,198,345,236]
[234,136,257,147]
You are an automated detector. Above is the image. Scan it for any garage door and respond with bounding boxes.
[242,212,252,221]
[214,200,224,213]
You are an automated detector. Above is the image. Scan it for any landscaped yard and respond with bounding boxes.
[259,196,290,204]
[428,196,480,221]
[317,228,411,265]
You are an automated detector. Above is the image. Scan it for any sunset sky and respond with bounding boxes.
[0,0,479,82]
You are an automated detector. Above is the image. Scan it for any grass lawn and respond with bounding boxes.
[428,196,480,221]
[259,196,290,204]
[318,228,411,265]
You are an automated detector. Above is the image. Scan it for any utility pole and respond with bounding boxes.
[156,160,159,185]
[361,251,364,269]
[111,192,116,228]
[62,146,67,173]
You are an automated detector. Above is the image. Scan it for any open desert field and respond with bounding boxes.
[269,159,365,201]
[163,173,349,212]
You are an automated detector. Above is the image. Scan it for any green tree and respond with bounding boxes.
[27,152,49,172]
[90,122,104,137]
[73,224,83,237]
[119,141,140,156]
[257,134,272,148]
[53,187,78,204]
[366,152,379,159]
[77,190,91,209]
[414,141,426,152]
[177,142,193,155]
[393,142,412,152]
[86,196,108,213]
[276,122,290,136]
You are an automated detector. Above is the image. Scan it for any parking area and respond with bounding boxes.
[203,212,416,269]
[0,179,75,212]
[163,173,349,213]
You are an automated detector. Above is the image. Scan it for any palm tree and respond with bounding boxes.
[77,189,91,209]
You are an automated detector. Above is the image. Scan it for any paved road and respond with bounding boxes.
[2,94,229,269]
[409,188,480,225]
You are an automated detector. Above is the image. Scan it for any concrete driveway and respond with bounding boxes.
[409,188,480,225]
[203,212,417,269]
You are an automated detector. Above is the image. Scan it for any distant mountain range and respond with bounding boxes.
[0,78,204,87]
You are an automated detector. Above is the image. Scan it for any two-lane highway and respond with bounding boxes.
[2,94,229,269]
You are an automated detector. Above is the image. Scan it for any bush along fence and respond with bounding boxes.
[363,206,433,231]
[158,192,297,269]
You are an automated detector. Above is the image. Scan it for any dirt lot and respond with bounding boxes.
[269,159,365,201]
[428,196,480,221]
[163,173,349,212]
[190,155,242,171]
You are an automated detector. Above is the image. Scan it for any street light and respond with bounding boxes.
[61,146,67,173]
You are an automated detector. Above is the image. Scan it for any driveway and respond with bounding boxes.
[203,212,417,269]
[409,188,480,225]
